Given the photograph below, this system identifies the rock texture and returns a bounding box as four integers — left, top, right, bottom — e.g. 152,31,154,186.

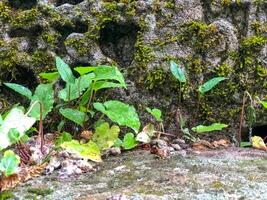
0,0,266,135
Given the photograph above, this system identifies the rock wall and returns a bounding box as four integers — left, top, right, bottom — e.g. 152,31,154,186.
0,0,266,135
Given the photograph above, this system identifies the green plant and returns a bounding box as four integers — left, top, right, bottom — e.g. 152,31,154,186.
94,100,140,133
192,123,228,133
170,60,186,104
0,150,20,177
238,91,266,146
146,107,164,137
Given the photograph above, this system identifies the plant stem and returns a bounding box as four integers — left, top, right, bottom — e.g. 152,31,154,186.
179,82,182,105
238,91,248,146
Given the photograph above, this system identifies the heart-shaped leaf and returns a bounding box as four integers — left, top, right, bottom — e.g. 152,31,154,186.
59,108,88,126
146,107,162,122
192,123,228,133
4,83,32,99
198,77,227,94
170,60,186,83
122,133,138,150
56,57,75,84
93,100,140,133
0,150,20,177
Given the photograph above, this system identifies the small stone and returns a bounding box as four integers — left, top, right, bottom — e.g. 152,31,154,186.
171,143,182,151
109,147,121,156
151,139,168,148
106,194,128,200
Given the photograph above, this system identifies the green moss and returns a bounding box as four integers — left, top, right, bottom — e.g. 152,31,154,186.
31,50,54,70
0,2,12,21
134,33,155,70
0,191,15,200
221,0,231,6
27,187,53,196
145,68,167,90
165,1,175,9
64,37,89,57
178,21,223,55
241,35,267,54
11,8,40,28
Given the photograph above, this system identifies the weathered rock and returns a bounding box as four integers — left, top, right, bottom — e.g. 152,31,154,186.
0,0,266,135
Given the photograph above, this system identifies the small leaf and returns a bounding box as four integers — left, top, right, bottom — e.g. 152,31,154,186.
7,128,20,144
114,138,123,148
39,72,60,83
259,100,267,109
61,140,102,162
192,123,228,133
58,73,94,101
55,132,72,147
146,107,162,122
92,81,125,91
247,106,256,127
198,77,227,94
240,142,251,147
59,108,88,126
0,150,20,177
4,83,32,99
74,66,97,76
252,136,267,151
29,84,54,120
122,133,138,150
93,100,140,133
0,107,36,150
56,57,75,84
92,122,120,150
170,61,186,83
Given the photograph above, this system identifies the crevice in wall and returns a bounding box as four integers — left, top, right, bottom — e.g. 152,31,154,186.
99,21,140,67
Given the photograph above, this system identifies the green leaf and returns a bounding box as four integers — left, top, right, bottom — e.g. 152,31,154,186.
170,61,186,83
75,66,126,88
92,81,125,91
74,66,97,76
92,122,120,150
39,72,60,83
146,107,162,122
247,105,256,127
198,77,227,94
114,138,123,148
61,140,102,162
59,108,88,126
4,83,32,99
0,107,36,150
58,73,95,101
240,142,251,147
93,100,140,133
8,128,20,144
122,133,138,150
192,123,228,133
29,84,54,120
0,150,20,177
55,132,72,147
56,57,75,84
260,100,267,109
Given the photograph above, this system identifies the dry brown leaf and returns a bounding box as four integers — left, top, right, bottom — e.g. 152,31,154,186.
0,163,47,192
81,130,93,140
192,139,230,151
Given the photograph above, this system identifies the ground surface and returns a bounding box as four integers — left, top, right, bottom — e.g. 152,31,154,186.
10,148,267,200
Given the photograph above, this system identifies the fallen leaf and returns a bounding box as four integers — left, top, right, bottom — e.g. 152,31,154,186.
252,136,267,151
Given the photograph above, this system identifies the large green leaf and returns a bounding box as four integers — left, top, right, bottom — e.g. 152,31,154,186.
170,60,186,83
39,72,60,83
93,100,140,133
92,122,120,150
56,57,75,84
4,83,32,99
0,107,36,150
58,73,95,101
54,132,72,147
0,150,20,177
92,81,126,91
198,77,227,94
122,132,138,150
61,140,102,162
146,107,162,122
75,66,126,88
192,123,228,133
260,100,267,109
59,108,88,126
29,84,54,120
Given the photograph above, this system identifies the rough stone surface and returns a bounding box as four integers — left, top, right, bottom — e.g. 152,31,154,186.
9,149,267,200
0,0,266,135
